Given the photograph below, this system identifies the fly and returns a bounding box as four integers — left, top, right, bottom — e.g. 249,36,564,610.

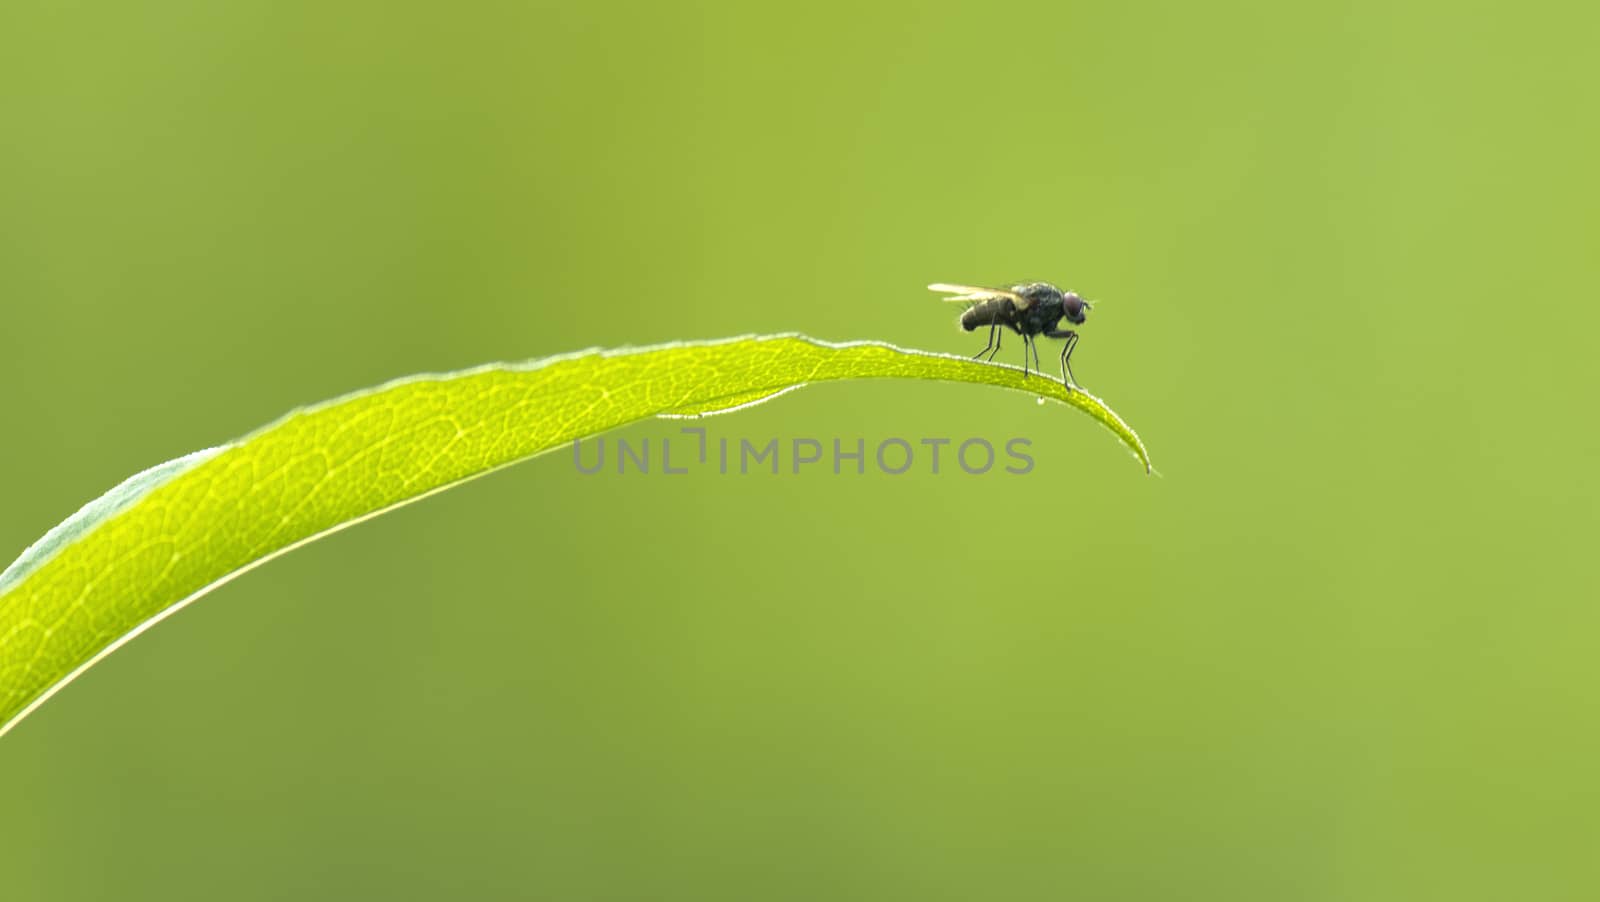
929,282,1092,388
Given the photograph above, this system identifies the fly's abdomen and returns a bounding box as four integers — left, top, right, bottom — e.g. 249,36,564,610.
960,300,1011,332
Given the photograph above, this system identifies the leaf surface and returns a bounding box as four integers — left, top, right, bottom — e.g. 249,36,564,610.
0,335,1150,735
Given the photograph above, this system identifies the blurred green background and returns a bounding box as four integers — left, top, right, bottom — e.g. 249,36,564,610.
3,0,1598,899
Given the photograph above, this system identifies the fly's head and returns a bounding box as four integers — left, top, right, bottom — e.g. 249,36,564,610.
1062,292,1090,326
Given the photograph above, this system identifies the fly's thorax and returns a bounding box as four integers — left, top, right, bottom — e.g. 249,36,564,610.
1010,281,1064,303
1018,301,1068,336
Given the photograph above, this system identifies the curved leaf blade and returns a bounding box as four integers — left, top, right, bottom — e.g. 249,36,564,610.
0,335,1150,735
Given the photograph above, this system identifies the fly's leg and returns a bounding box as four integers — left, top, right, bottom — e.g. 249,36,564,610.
973,321,1003,362
985,325,1003,362
1045,329,1079,389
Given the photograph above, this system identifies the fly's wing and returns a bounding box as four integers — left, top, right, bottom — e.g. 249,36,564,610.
927,283,1033,310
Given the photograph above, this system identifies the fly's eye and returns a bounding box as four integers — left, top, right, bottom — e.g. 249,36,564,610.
1063,292,1085,321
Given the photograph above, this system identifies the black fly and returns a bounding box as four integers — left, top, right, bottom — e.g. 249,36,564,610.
929,282,1092,388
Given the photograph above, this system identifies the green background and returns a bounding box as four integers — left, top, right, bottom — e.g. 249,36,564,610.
3,1,1597,899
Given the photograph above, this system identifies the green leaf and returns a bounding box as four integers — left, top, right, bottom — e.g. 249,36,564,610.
0,335,1150,735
